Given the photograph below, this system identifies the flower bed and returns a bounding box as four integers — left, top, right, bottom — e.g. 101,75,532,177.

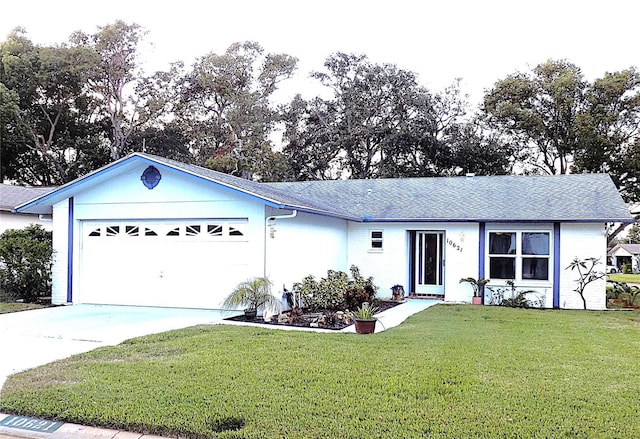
225,299,401,330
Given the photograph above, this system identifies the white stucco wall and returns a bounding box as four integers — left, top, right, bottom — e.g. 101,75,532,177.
51,201,70,304
264,209,348,297
51,162,268,306
347,222,479,301
559,223,607,310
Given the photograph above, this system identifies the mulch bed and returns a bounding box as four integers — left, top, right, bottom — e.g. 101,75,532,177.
225,300,403,330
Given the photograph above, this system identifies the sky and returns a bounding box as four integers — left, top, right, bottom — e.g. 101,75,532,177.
2,0,640,106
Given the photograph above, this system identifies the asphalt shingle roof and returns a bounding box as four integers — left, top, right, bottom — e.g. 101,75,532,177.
0,184,54,213
13,153,633,223
267,173,632,222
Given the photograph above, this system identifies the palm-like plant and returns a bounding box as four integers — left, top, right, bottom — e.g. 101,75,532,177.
222,277,280,313
459,277,489,297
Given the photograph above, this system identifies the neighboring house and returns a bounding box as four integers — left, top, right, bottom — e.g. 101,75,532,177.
0,184,54,234
14,153,632,310
608,244,640,273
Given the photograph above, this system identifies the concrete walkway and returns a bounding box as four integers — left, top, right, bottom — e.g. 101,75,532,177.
0,299,439,439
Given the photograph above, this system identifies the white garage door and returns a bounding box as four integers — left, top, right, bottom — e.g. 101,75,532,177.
80,219,249,309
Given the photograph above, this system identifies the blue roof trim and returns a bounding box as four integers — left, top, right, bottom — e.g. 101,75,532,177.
360,218,630,224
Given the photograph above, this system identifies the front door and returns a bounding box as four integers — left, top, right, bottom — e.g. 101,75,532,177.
411,231,445,295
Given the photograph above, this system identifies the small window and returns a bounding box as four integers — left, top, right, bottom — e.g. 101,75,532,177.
186,225,201,236
167,227,180,237
106,226,120,237
370,231,383,250
229,227,244,236
125,225,139,236
89,228,101,237
145,228,157,236
208,225,223,236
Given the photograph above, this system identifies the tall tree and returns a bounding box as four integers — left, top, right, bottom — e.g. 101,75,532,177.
0,28,108,185
176,41,297,181
283,54,508,180
71,21,175,161
483,59,586,175
573,68,640,201
281,95,344,180
289,52,444,180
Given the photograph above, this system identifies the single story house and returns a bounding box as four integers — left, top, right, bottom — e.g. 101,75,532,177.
14,153,632,310
0,184,54,233
608,243,640,273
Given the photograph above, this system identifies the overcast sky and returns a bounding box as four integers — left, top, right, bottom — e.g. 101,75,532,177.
2,0,639,106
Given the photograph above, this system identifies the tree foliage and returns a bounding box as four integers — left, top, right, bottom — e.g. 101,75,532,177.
484,59,586,175
176,41,297,181
0,224,53,302
0,28,108,184
282,54,512,180
484,59,640,201
71,20,177,161
3,25,640,206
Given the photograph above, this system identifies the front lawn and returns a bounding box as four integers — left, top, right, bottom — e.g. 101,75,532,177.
2,305,640,438
607,273,640,283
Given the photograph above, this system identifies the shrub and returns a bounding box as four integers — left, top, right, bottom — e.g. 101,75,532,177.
0,225,53,302
343,286,372,310
293,270,348,311
622,263,632,274
292,265,378,311
488,280,535,308
607,281,640,306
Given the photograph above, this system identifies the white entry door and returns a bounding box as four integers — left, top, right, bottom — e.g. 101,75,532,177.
413,231,445,295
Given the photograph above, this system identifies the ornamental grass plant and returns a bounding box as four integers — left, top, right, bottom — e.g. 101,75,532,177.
2,305,640,438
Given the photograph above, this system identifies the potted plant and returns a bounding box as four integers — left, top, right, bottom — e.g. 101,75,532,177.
460,277,489,305
222,277,280,320
352,302,379,334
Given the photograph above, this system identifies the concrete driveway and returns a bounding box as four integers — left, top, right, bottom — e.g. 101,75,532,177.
0,304,232,391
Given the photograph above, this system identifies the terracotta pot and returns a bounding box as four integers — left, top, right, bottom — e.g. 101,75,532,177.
354,318,377,334
244,309,257,320
472,296,482,305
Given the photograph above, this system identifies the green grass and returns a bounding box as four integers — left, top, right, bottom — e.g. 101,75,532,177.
0,302,45,314
607,273,640,283
2,305,640,438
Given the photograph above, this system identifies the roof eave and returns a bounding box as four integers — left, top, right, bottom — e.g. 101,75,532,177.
13,153,291,213
360,217,633,223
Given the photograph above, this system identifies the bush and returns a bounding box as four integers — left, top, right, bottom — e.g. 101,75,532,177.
0,225,53,302
293,270,348,311
623,263,633,274
488,280,535,308
292,265,378,312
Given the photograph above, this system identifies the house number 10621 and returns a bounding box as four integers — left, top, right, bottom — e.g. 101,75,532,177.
446,238,463,252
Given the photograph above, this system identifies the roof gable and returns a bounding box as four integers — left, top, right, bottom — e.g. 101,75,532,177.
609,243,640,256
14,153,633,223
